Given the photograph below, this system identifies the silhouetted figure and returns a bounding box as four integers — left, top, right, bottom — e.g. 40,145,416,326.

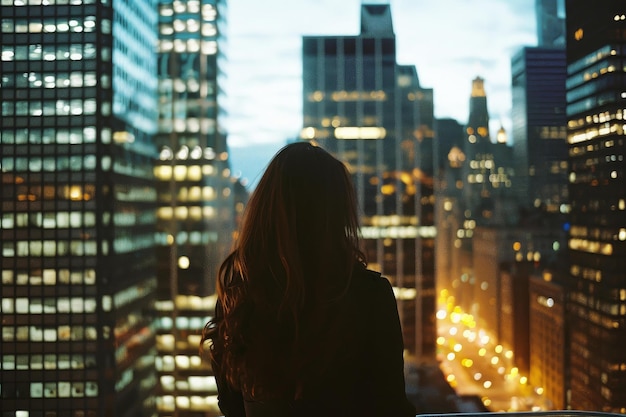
202,142,415,417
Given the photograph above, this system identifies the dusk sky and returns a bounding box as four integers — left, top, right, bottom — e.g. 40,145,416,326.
225,0,539,188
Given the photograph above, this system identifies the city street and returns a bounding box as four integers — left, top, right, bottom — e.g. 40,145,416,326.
436,302,547,412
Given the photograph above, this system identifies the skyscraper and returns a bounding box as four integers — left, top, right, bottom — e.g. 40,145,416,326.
565,1,626,411
536,0,565,48
1,0,160,416
152,1,232,415
511,47,568,215
301,3,436,361
511,0,568,217
433,118,466,296
462,77,514,226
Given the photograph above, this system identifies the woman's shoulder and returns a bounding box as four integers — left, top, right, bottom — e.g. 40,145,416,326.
352,266,394,296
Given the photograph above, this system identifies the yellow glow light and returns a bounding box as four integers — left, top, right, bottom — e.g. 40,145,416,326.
334,126,386,140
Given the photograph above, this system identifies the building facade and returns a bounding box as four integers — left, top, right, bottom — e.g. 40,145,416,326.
152,1,234,415
529,272,566,410
433,118,466,296
1,1,160,416
301,3,436,361
565,0,626,411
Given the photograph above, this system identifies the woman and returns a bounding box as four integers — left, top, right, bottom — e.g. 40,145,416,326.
202,142,415,417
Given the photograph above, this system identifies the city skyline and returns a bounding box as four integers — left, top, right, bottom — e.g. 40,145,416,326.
226,0,540,187
4,0,625,413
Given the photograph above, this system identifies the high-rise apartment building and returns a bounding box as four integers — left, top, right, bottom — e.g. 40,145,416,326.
152,1,232,416
565,1,626,411
1,1,160,416
301,3,436,361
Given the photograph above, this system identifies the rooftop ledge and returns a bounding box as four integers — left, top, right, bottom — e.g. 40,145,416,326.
419,412,626,417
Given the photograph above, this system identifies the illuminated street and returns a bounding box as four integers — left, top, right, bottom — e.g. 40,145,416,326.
436,289,549,412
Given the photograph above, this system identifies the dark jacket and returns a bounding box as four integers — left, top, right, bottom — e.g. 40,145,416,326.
211,266,416,417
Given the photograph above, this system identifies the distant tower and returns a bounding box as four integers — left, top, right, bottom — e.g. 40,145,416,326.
467,77,491,144
565,0,626,411
463,77,494,223
302,3,437,362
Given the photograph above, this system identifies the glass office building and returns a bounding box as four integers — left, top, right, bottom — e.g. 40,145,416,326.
511,47,568,214
565,0,626,411
1,0,160,416
301,4,436,360
153,1,232,416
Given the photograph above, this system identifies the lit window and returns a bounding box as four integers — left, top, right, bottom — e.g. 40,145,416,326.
189,206,202,220
175,206,188,219
175,355,190,369
2,270,14,284
188,165,202,180
58,326,71,341
43,269,56,285
2,299,14,313
72,382,84,397
201,40,217,55
176,396,190,409
16,298,28,314
160,316,173,330
203,206,215,218
58,382,71,398
44,382,57,398
3,327,15,341
173,165,187,180
30,382,43,398
202,23,216,37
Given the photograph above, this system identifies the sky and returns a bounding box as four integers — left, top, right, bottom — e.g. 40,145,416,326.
225,0,539,189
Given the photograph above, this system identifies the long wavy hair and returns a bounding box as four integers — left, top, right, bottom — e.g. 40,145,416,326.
201,142,366,398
